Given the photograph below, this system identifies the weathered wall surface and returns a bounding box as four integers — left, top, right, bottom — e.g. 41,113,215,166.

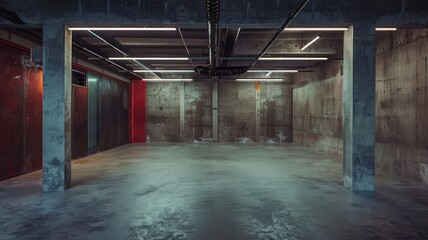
184,82,212,141
219,82,257,142
218,81,292,142
146,81,292,142
293,29,428,183
292,61,343,156
259,82,293,142
146,82,182,142
376,29,428,181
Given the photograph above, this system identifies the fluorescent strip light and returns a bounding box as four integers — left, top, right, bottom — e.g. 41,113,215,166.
109,57,189,61
265,72,273,77
134,70,194,73
301,35,320,51
236,78,283,82
283,27,397,32
69,27,176,31
259,57,328,61
88,30,128,56
87,78,97,82
375,27,397,31
143,79,193,82
248,70,298,73
284,28,347,31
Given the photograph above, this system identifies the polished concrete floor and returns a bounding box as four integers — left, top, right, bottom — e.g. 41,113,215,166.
1,143,428,240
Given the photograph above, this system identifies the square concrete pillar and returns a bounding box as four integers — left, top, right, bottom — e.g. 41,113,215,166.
42,24,72,191
343,23,376,191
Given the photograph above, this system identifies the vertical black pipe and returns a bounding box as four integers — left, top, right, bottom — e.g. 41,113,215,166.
206,0,220,68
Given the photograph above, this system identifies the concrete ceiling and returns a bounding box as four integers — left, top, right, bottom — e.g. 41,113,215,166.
72,28,344,80
1,0,427,80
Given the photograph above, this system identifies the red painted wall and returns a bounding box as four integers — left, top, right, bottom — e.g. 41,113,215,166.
129,81,146,143
0,42,43,180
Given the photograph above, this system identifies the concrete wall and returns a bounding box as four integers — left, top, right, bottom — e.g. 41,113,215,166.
219,81,292,142
376,29,428,182
292,61,343,156
146,81,292,142
292,29,428,183
146,82,182,142
184,82,212,141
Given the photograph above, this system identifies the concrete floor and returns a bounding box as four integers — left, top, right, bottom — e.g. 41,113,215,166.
1,143,428,240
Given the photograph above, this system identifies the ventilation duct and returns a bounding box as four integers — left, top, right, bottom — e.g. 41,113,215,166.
206,0,219,67
197,0,248,77
197,0,309,77
195,66,249,77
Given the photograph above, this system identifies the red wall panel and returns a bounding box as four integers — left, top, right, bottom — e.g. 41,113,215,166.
24,69,43,171
0,42,42,180
129,81,146,143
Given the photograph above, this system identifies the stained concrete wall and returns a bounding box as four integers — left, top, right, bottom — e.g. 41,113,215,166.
219,82,292,142
184,82,212,141
292,61,343,156
293,29,428,183
376,29,428,181
146,82,182,142
146,81,292,142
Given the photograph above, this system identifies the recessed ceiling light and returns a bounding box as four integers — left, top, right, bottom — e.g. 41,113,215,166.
143,79,193,82
301,35,321,51
247,70,298,73
109,57,189,61
236,78,283,82
259,57,328,61
69,27,177,31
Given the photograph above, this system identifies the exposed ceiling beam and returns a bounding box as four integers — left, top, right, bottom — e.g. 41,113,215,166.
85,30,161,79
220,28,240,67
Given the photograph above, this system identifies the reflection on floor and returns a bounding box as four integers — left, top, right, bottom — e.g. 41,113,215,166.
1,143,428,240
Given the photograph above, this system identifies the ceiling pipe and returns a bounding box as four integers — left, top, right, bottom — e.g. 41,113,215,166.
247,0,310,69
196,0,249,76
206,0,220,68
197,0,309,77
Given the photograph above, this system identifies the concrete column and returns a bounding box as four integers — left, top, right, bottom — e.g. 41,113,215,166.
42,24,72,191
255,81,261,142
212,79,218,142
343,22,376,191
180,82,185,140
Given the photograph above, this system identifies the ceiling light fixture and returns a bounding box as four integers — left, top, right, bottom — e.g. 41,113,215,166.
375,27,397,31
265,72,273,77
283,27,397,32
247,70,298,73
236,78,283,82
134,70,194,73
284,27,348,31
109,57,189,61
301,35,320,51
143,79,193,82
69,27,177,31
259,57,328,61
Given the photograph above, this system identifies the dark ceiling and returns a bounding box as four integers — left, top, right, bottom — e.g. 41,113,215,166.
72,27,344,80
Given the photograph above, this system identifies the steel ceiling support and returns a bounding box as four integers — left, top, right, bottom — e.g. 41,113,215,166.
178,28,194,68
72,42,143,80
86,30,161,79
247,0,310,69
